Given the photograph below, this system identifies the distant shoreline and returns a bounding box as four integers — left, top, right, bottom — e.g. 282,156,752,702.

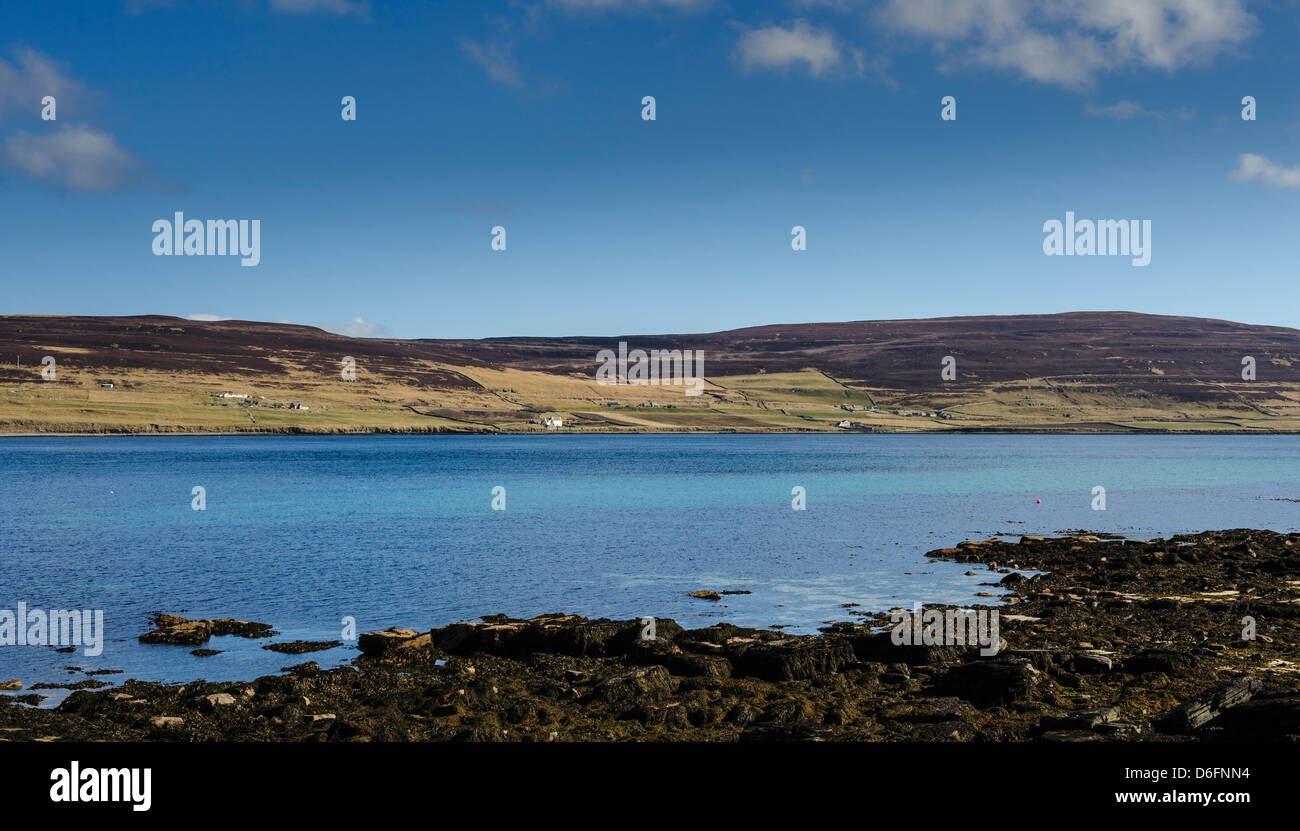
6,311,1300,436
2,427,1299,438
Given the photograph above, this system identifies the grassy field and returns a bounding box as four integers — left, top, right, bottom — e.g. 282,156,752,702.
6,359,1300,435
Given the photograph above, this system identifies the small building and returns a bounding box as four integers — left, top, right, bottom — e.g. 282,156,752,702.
99,382,114,389
836,419,852,428
543,416,563,428
289,401,310,411
217,392,248,399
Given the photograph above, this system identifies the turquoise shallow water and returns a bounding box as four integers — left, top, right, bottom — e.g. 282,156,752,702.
2,433,1299,699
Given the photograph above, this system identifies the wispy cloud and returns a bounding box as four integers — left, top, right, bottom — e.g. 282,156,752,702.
0,47,88,124
0,47,165,192
3,123,154,192
460,38,523,87
1084,100,1195,120
186,313,228,321
462,0,708,90
1230,153,1300,189
875,0,1256,89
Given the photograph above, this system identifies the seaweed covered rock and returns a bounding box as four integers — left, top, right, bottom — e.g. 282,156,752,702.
934,658,1041,707
731,637,857,682
139,613,275,645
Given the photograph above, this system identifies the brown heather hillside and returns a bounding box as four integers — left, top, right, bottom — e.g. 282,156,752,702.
2,311,1300,434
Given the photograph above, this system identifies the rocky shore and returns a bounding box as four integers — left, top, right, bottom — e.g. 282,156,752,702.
3,529,1299,742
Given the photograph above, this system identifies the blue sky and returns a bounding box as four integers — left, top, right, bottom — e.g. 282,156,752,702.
1,0,1298,339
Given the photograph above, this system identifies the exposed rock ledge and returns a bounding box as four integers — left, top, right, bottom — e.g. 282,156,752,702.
3,529,1298,741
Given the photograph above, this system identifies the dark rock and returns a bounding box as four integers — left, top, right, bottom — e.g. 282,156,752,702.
1161,676,1261,731
433,615,677,660
738,723,835,742
1040,729,1107,742
1071,653,1114,673
851,631,966,666
756,699,816,725
262,640,342,655
1122,648,1196,676
732,638,856,682
596,666,672,708
357,628,431,657
725,704,756,727
934,658,1040,707
1211,695,1300,739
912,720,969,740
664,653,732,680
139,614,274,645
1041,706,1120,730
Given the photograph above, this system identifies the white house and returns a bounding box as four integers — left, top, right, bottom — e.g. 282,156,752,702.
543,416,563,428
217,392,248,399
836,419,852,428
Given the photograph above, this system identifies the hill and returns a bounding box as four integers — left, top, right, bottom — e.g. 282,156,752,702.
2,311,1299,434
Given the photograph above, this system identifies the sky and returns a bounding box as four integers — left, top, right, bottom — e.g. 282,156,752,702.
1,0,1299,339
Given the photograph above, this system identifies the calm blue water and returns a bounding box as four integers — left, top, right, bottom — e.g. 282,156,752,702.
3,434,1299,702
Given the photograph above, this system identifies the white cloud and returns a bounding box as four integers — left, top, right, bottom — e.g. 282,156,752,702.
186,313,228,321
319,317,391,338
1230,153,1300,189
1085,100,1146,119
0,47,162,193
3,123,149,191
1084,100,1195,120
460,38,523,87
734,20,846,77
0,47,87,124
876,0,1256,88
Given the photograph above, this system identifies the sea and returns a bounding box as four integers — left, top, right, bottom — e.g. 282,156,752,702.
3,433,1298,703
